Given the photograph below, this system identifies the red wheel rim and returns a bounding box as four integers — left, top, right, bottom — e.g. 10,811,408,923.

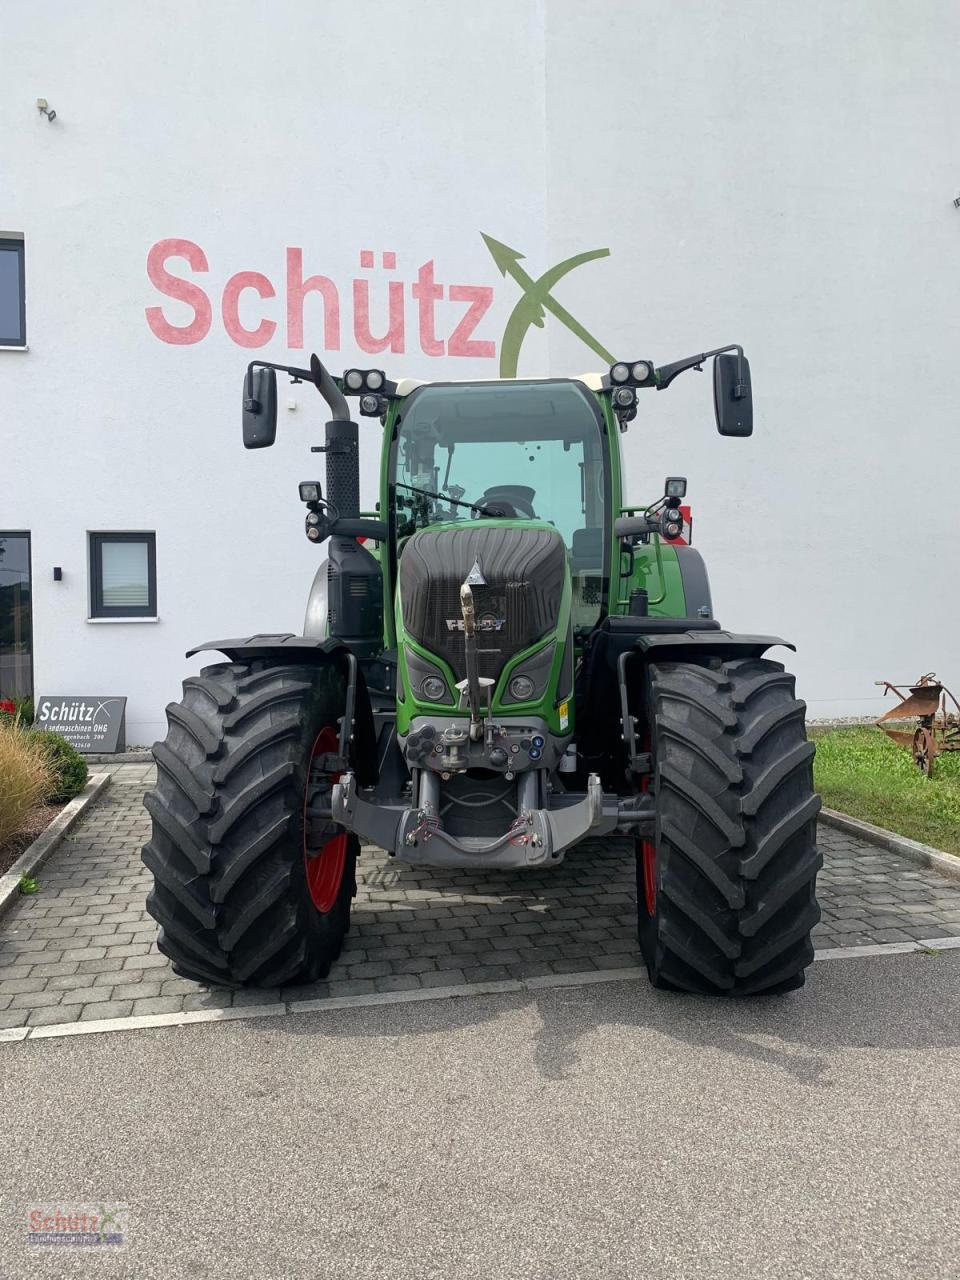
303,726,347,914
642,840,657,916
639,730,656,916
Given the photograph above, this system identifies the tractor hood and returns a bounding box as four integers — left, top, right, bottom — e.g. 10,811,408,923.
397,521,567,690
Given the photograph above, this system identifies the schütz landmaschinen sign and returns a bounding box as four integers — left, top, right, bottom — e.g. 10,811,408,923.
35,696,127,754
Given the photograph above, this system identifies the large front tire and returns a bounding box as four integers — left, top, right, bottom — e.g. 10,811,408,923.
638,657,822,996
142,660,357,987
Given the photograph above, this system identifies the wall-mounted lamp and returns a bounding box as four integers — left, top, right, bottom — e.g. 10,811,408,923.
53,567,63,581
36,98,57,122
954,195,960,209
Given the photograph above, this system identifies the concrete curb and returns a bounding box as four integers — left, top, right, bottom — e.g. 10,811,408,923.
820,808,960,884
84,751,153,764
0,773,111,921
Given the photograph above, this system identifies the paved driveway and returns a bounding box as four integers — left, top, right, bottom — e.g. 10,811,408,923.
2,763,960,1031
1,949,959,1279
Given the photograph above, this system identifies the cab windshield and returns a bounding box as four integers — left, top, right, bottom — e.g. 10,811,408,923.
392,379,608,628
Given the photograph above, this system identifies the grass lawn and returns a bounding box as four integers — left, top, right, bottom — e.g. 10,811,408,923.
810,726,960,855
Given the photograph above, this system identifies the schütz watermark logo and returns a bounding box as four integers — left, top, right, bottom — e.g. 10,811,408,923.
26,1204,128,1248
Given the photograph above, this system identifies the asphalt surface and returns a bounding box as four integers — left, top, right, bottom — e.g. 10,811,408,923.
2,950,959,1279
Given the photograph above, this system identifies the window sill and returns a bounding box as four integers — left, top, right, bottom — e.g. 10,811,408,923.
0,344,28,352
86,616,159,624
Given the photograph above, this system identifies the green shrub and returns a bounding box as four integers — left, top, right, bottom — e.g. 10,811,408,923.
30,731,89,802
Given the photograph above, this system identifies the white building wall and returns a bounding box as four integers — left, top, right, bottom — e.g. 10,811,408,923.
2,0,959,745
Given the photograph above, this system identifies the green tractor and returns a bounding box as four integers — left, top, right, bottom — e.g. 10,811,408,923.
142,344,821,996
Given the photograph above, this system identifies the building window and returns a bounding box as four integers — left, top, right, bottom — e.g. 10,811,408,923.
0,532,33,700
89,533,157,618
0,237,26,347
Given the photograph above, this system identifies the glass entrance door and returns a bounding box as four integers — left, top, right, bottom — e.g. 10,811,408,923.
0,533,33,702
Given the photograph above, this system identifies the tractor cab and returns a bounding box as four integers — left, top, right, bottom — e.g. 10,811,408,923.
389,377,610,635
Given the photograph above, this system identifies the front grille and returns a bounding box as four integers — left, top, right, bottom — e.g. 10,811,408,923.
399,525,566,685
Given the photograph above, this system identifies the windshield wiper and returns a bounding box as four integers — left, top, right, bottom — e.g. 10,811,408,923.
394,482,482,515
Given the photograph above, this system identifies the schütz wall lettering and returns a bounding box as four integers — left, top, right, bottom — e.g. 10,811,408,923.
145,241,497,358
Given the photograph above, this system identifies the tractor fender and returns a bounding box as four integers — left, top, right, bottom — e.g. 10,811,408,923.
303,560,329,639
674,545,714,619
631,630,796,663
184,633,378,785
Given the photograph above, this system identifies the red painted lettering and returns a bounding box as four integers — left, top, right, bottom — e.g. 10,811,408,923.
353,253,405,354
412,260,444,357
447,285,495,358
221,271,276,348
145,239,212,345
286,248,340,350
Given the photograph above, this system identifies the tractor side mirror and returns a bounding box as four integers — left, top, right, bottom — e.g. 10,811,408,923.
242,366,278,449
713,352,753,437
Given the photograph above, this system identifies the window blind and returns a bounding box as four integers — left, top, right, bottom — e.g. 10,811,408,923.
100,539,150,608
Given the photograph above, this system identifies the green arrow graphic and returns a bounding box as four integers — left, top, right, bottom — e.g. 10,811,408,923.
481,233,616,378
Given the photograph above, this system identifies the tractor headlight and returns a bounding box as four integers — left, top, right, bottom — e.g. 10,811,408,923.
509,675,536,701
632,361,652,383
665,507,681,523
299,481,322,503
610,363,631,384
344,369,364,391
612,386,637,409
420,676,447,702
365,369,384,391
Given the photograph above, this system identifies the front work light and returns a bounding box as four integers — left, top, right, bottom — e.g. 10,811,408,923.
343,368,386,394
664,476,687,499
609,360,655,388
299,481,322,503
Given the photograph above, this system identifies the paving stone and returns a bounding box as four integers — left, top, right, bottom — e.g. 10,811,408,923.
390,957,438,975
232,989,284,1006
347,961,396,980
109,982,163,1003
11,989,66,1010
79,1000,134,1021
30,962,80,977
0,977,46,996
29,1004,84,1027
326,979,377,997
462,965,513,983
130,996,185,1016
182,992,234,1012
373,974,423,993
61,946,108,963
121,952,167,971
419,969,466,988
